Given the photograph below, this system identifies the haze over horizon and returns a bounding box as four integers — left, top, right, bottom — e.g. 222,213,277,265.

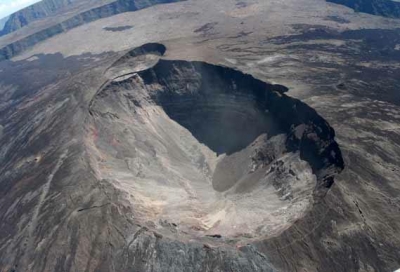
0,0,41,20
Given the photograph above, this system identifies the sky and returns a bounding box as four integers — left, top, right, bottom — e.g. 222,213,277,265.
0,0,41,20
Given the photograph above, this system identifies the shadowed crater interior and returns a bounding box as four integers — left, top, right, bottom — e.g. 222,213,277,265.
88,43,344,242
148,61,282,155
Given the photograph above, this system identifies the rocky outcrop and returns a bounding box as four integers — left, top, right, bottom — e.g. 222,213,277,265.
0,0,184,61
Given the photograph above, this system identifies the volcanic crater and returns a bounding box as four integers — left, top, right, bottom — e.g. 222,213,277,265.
87,43,344,243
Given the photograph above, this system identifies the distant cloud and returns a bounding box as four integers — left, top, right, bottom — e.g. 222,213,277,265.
0,0,42,19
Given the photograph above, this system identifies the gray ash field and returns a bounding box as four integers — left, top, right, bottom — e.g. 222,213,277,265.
0,0,399,271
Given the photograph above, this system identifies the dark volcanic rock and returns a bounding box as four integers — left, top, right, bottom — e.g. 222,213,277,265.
327,0,400,18
103,25,133,31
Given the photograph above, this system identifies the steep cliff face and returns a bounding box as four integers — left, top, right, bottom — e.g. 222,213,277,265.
1,0,77,35
139,59,344,185
0,16,9,31
0,0,184,61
